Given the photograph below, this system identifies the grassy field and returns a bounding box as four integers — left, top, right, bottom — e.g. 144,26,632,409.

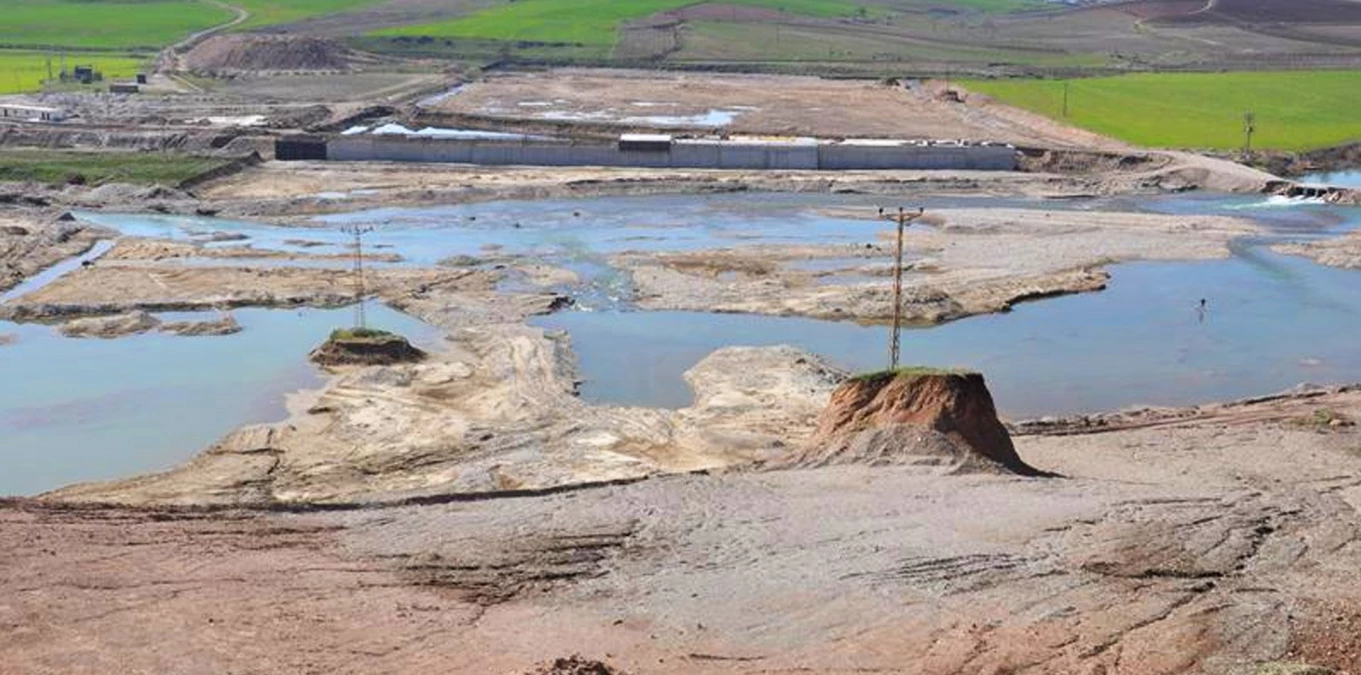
0,150,229,186
375,0,884,45
0,0,391,94
0,0,385,50
0,51,146,95
964,71,1361,151
1,0,232,50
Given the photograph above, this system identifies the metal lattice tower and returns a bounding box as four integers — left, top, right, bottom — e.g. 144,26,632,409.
881,207,925,371
340,225,374,329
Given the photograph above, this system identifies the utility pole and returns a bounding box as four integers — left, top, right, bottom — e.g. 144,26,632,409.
1062,81,1070,118
341,225,374,329
1242,111,1256,156
881,206,925,371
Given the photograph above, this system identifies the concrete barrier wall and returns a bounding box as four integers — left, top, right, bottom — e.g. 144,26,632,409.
819,144,1017,171
326,136,1017,171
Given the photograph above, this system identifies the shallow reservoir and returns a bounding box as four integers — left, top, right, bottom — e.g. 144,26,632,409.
0,305,440,496
4,191,1361,495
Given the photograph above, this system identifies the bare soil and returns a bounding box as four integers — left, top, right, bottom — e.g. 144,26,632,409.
430,69,1125,147
8,385,1361,673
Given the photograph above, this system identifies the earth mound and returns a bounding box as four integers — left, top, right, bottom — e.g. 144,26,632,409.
183,34,355,75
794,368,1044,476
309,328,426,367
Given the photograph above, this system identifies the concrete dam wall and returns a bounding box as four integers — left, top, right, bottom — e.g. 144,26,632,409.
322,136,1018,171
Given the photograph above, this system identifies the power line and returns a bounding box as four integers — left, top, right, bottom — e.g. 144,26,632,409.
880,206,925,371
340,225,374,329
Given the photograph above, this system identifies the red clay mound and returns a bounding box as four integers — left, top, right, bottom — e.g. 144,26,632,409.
184,34,355,75
795,369,1045,476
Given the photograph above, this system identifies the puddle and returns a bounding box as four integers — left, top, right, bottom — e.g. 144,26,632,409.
0,304,442,496
535,107,750,127
620,108,749,127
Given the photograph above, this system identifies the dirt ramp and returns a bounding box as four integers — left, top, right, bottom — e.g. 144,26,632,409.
183,34,356,75
795,369,1044,476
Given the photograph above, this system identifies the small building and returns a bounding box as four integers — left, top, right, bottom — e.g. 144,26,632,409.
0,104,68,122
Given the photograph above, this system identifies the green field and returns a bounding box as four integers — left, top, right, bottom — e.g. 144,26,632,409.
0,0,385,51
965,71,1361,151
1,0,232,50
0,51,146,95
374,0,879,46
0,150,229,186
0,0,392,94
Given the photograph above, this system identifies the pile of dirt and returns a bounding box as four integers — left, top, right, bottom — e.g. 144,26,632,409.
524,656,627,675
309,331,426,367
183,34,355,75
793,368,1044,476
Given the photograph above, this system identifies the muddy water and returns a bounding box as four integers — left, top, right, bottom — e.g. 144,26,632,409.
526,194,1361,416
6,191,1361,495
0,305,440,496
536,246,1361,416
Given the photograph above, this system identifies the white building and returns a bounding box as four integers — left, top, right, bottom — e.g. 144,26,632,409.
0,104,68,122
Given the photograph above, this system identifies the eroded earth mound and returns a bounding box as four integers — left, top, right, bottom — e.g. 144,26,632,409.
309,331,426,367
795,368,1044,476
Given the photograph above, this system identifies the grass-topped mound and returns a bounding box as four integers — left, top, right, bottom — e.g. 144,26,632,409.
310,327,426,367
